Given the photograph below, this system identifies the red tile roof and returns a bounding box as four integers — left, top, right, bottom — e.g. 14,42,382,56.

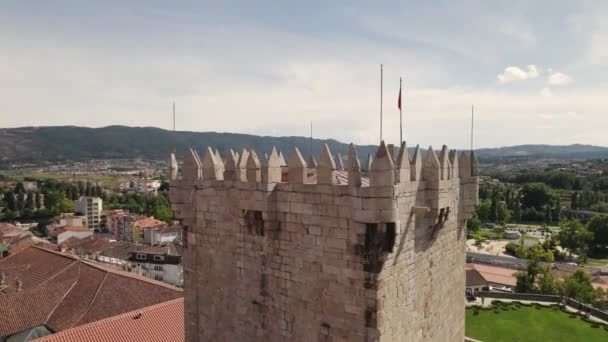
0,246,182,337
35,298,184,342
49,226,90,237
466,263,517,287
133,217,166,229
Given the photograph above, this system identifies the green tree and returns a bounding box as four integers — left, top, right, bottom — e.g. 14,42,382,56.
557,219,593,256
476,199,492,222
515,256,541,293
489,192,499,222
538,265,558,294
467,212,481,232
25,191,35,210
521,183,554,210
496,201,511,224
587,214,608,249
559,270,595,303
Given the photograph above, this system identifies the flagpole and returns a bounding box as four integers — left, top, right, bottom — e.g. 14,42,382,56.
399,77,403,145
470,105,474,152
310,121,313,158
380,64,383,143
172,101,176,154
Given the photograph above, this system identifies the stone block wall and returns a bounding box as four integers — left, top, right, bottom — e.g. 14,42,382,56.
169,141,479,342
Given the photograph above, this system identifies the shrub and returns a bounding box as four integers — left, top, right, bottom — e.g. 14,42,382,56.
493,309,499,314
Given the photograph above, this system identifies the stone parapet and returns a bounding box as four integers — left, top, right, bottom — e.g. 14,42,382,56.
170,141,479,342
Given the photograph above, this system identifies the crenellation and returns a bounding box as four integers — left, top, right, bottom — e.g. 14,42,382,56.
287,147,308,184
246,150,262,183
318,143,338,185
410,145,422,181
170,139,479,342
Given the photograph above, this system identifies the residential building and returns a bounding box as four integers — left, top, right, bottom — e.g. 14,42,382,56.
0,246,182,341
103,209,138,241
143,224,181,245
49,226,93,245
131,216,165,243
59,235,124,260
36,298,184,342
128,243,183,286
466,269,488,296
74,196,103,230
97,243,133,266
466,263,518,292
57,213,86,227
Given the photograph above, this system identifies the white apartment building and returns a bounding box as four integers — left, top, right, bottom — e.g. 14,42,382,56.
74,196,103,230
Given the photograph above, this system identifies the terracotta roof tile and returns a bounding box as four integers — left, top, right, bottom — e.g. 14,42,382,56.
0,279,76,336
35,298,184,342
467,263,517,287
0,246,183,337
133,217,166,229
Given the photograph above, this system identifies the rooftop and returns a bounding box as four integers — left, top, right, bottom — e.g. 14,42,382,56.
466,263,518,287
133,217,166,229
49,226,90,238
36,298,184,342
0,246,182,338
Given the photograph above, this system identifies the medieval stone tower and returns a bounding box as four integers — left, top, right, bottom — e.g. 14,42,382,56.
169,141,479,342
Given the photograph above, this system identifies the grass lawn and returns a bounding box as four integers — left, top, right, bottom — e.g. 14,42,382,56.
466,304,608,342
586,257,608,267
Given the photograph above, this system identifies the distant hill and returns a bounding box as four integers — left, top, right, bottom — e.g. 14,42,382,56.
0,126,607,165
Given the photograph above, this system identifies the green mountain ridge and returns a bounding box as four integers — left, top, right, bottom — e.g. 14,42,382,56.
0,126,607,164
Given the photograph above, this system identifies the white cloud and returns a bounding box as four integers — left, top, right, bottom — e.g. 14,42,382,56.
540,87,553,97
497,65,540,84
548,72,572,85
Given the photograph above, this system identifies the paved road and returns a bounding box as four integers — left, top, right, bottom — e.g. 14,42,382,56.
466,252,528,270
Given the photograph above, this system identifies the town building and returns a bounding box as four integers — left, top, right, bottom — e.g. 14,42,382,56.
170,142,479,341
74,196,103,230
0,246,182,341
131,216,165,243
101,209,138,239
49,226,93,245
466,263,518,292
127,243,183,286
143,223,181,245
466,268,488,296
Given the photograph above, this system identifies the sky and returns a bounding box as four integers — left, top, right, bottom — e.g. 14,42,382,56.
1,0,608,148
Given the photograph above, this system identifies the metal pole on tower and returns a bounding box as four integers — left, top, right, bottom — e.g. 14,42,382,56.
310,121,313,158
172,101,176,154
380,64,383,143
399,77,403,145
470,105,474,152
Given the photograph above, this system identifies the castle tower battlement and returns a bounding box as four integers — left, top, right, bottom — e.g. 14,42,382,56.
170,141,479,342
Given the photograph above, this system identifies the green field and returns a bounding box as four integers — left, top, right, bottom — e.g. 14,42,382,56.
466,303,608,342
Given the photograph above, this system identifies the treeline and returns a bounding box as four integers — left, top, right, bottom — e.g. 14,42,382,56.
468,181,562,230
515,255,607,310
493,170,608,191
105,192,173,223
1,179,173,224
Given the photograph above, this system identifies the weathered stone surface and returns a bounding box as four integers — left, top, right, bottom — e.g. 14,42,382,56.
395,141,410,184
318,143,337,185
170,139,479,342
246,150,262,183
288,147,308,184
370,141,395,187
347,143,362,188
410,145,422,181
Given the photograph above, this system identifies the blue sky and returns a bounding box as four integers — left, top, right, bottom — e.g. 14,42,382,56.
2,1,607,148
